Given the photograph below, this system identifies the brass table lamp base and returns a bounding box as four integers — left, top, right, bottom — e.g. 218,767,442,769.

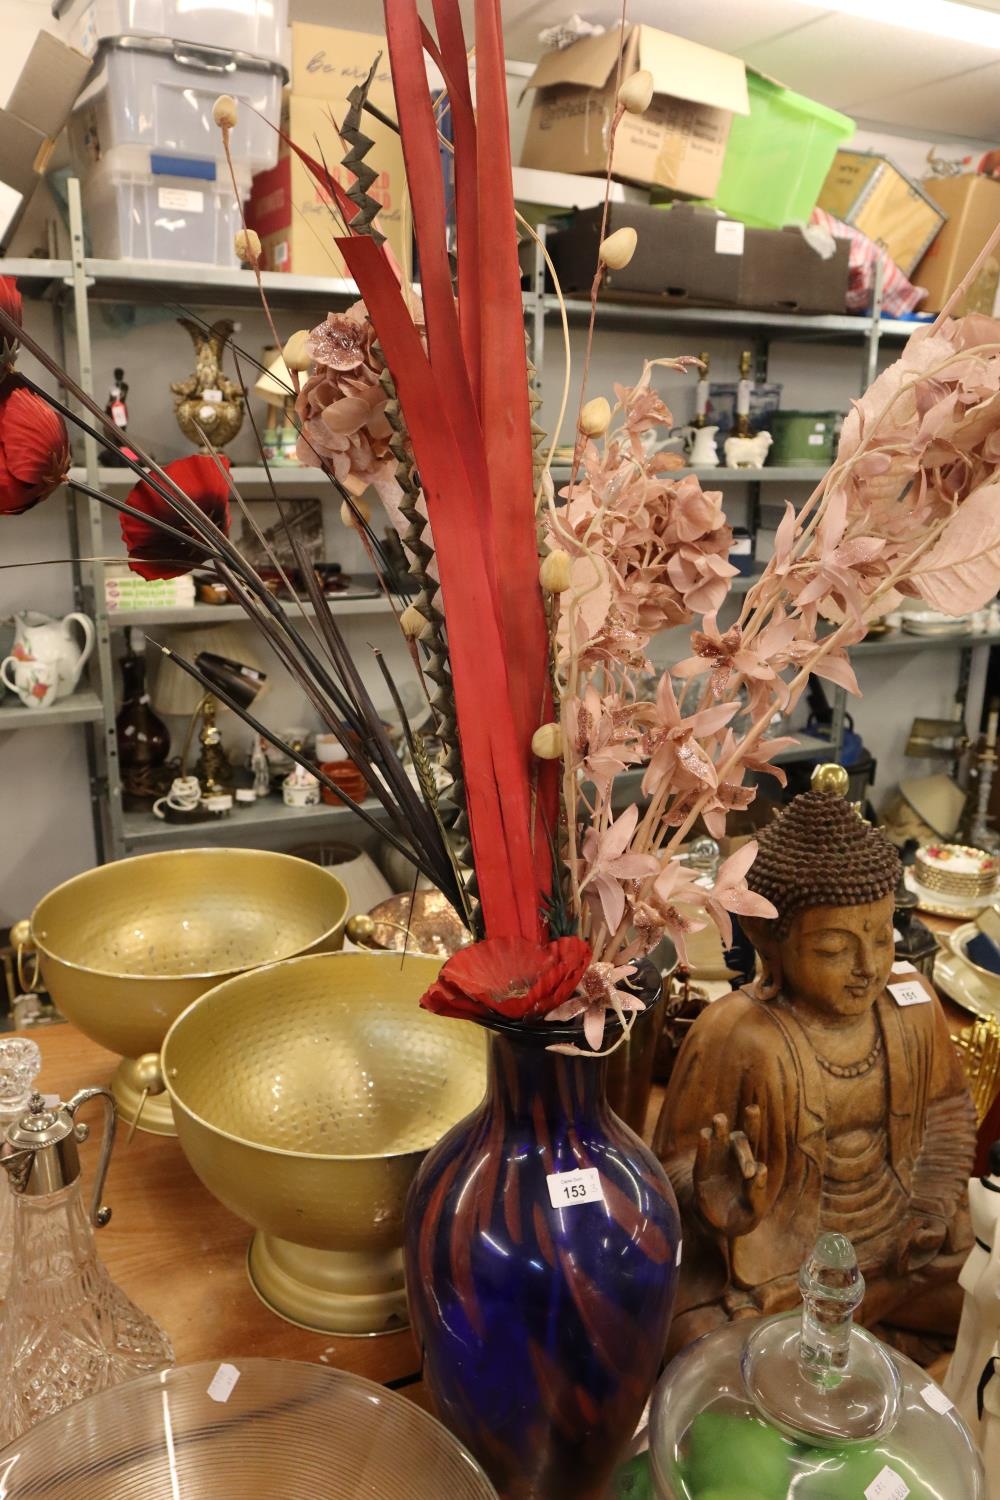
112,1057,176,1138
247,1236,408,1337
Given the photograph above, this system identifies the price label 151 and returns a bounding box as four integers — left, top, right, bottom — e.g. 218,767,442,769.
546,1167,605,1209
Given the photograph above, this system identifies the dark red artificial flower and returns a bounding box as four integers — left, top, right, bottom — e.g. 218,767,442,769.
121,454,232,580
0,276,22,377
0,381,70,515
420,935,592,1024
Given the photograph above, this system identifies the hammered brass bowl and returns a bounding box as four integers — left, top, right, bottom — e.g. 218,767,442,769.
162,950,487,1336
24,850,348,1136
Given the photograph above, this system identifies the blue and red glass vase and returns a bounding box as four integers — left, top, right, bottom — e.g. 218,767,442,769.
404,992,680,1500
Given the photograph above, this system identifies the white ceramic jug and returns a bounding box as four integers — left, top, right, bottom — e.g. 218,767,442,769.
4,611,95,699
658,426,720,468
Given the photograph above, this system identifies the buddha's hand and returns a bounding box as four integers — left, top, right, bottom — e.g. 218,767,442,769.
694,1109,769,1239
895,1214,948,1274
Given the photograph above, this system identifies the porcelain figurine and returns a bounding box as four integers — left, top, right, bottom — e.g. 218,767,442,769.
945,1142,1000,1434
654,781,976,1356
724,430,773,468
0,610,95,702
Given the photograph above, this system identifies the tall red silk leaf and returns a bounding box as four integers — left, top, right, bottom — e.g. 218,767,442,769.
339,233,542,940
382,0,487,517
424,5,482,414
473,0,559,884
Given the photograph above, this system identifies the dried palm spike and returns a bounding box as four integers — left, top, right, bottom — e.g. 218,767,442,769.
531,723,563,760
580,396,611,437
618,70,654,115
540,548,572,593
599,227,638,270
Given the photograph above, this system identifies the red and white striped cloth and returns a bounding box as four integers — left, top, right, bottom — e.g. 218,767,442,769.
810,207,928,317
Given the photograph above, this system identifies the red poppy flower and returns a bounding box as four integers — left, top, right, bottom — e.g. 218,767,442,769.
420,935,592,1024
0,276,22,377
0,381,70,515
121,454,232,580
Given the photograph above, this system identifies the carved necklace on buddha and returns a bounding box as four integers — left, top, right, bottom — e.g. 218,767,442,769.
814,1029,884,1079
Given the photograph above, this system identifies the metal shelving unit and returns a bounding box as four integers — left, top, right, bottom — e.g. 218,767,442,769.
5,198,988,862
0,690,104,730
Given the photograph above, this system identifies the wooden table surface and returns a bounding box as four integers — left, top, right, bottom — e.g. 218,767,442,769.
18,917,974,1397
26,1025,424,1389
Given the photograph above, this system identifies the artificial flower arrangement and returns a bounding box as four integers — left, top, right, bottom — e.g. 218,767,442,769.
3,0,1000,1062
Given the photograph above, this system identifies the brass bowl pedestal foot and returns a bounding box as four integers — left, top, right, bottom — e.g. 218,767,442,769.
247,1234,409,1336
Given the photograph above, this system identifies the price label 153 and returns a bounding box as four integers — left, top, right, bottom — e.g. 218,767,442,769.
546,1167,605,1209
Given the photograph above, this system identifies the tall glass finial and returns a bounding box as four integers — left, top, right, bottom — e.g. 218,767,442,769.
798,1232,865,1385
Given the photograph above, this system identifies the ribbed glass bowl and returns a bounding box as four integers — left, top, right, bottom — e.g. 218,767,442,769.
0,1359,499,1499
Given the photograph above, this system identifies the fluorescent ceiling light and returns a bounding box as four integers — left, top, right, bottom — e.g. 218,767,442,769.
791,0,1000,49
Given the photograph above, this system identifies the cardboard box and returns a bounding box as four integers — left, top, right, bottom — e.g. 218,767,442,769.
291,21,393,101
547,203,849,315
519,24,749,199
0,31,91,247
817,150,947,276
912,174,1000,314
246,50,406,278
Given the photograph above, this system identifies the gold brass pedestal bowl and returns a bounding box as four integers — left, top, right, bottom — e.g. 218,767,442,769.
23,849,349,1136
162,950,487,1336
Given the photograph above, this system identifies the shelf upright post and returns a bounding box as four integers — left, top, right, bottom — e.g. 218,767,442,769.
528,224,546,401
65,177,124,862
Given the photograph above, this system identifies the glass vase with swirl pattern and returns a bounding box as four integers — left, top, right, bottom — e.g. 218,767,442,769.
403,992,680,1500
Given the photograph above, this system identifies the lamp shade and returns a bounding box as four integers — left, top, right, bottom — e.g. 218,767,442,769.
255,348,294,407
149,625,265,716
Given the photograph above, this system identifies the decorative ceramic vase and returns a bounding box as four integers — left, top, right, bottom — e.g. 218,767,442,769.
404,1004,681,1500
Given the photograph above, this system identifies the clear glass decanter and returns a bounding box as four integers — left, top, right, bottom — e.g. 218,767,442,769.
0,1037,41,1299
0,1088,173,1444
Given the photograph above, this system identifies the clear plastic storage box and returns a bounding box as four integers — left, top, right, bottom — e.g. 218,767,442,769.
69,37,285,175
82,146,251,264
53,0,288,60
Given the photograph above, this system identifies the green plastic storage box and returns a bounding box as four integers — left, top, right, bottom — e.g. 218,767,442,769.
713,71,854,228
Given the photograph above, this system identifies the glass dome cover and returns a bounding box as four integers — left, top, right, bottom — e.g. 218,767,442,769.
650,1233,986,1500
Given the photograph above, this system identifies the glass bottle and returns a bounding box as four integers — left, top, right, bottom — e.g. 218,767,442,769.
115,631,170,807
0,1037,41,1298
0,1089,173,1445
733,348,754,437
693,351,710,428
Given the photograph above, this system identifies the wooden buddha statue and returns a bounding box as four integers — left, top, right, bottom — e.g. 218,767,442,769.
654,777,977,1356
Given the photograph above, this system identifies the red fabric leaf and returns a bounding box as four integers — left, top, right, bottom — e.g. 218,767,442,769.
420,935,592,1022
424,7,481,410
0,382,70,514
0,276,22,376
337,232,540,939
121,454,231,580
0,277,21,328
473,0,559,887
